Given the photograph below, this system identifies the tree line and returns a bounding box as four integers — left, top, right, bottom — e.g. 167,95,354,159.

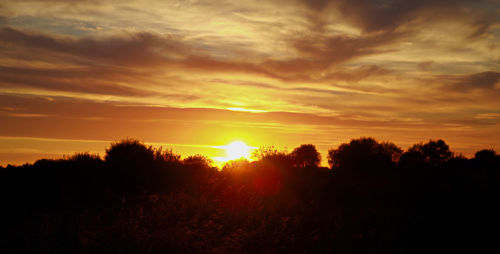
0,137,499,253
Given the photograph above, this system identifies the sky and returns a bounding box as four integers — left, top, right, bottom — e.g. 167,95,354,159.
1,0,500,166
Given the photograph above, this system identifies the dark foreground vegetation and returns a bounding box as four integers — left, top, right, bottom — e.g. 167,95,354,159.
1,138,499,253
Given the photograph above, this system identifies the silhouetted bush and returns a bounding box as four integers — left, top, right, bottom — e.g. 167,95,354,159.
154,147,181,163
327,137,402,175
474,149,496,163
252,146,292,169
400,139,452,168
1,137,499,253
105,139,156,194
290,144,321,168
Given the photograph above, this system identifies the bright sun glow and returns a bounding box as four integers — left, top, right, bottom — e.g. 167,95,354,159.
224,141,253,160
214,141,256,163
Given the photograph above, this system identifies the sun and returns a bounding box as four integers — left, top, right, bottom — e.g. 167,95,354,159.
217,141,256,161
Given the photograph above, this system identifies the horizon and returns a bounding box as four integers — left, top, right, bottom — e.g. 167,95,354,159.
0,136,491,168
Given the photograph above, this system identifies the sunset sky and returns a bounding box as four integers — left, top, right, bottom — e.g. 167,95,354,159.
1,0,500,166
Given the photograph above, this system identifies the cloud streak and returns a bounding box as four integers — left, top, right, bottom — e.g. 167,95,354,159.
0,0,499,164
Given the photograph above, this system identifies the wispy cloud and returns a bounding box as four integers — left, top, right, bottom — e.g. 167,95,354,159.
0,0,500,164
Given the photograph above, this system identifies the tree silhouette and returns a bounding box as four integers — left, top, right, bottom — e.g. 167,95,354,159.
222,158,251,173
327,137,402,175
290,144,321,168
59,153,104,203
181,154,217,193
154,147,181,163
105,139,155,193
105,139,155,167
2,137,499,253
474,149,496,162
472,149,498,179
183,154,213,166
251,145,292,168
400,139,452,167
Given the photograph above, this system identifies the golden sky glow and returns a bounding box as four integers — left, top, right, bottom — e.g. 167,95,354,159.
1,0,500,166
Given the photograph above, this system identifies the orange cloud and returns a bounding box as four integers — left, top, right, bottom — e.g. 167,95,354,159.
0,0,499,165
